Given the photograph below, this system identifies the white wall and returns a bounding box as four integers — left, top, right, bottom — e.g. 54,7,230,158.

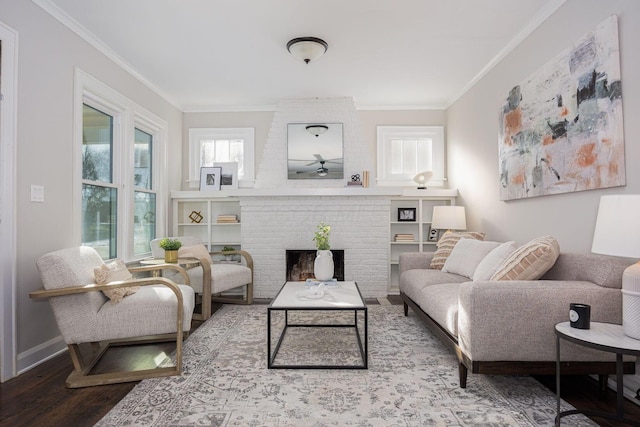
0,1,183,374
447,0,640,252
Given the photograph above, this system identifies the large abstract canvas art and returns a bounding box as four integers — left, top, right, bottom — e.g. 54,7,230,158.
498,15,625,201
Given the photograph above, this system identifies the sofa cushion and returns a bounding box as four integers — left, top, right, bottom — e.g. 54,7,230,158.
429,231,486,270
94,259,139,304
414,283,462,337
442,239,501,279
473,241,518,281
490,236,560,281
400,268,468,304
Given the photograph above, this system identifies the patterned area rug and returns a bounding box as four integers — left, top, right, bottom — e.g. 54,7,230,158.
96,305,594,426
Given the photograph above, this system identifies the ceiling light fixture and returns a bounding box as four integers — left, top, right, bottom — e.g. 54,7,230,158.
305,124,329,137
287,37,328,64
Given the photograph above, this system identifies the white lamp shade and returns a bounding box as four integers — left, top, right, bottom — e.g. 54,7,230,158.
591,195,640,258
431,205,466,231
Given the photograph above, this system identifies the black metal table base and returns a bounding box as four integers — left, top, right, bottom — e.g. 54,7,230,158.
267,308,368,369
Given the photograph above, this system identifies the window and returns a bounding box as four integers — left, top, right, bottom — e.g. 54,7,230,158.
75,69,166,261
376,126,445,187
188,128,255,188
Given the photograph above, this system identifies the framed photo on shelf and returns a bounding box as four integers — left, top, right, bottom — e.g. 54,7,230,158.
428,226,439,241
214,162,239,190
398,207,417,222
199,166,222,191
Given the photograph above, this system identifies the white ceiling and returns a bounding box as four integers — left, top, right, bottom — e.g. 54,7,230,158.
37,0,565,111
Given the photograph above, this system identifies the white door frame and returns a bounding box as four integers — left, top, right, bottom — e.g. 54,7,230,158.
0,20,18,382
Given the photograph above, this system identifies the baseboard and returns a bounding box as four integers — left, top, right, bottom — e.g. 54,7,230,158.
17,335,67,375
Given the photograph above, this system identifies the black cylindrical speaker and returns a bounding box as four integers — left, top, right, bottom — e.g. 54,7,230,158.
569,303,591,329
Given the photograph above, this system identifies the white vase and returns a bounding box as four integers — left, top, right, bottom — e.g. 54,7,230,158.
314,250,334,281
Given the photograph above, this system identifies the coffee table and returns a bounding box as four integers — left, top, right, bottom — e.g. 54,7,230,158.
267,281,368,369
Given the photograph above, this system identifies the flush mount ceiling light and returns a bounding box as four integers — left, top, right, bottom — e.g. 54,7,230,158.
305,124,329,137
287,37,328,64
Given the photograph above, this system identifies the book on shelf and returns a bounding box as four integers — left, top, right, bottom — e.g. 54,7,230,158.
217,214,239,223
347,181,363,186
394,233,415,242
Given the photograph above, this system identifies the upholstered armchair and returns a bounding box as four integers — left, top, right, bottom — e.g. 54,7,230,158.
150,236,253,320
30,246,195,388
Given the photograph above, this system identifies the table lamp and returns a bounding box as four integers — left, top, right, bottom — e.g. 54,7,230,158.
591,195,640,339
431,205,467,232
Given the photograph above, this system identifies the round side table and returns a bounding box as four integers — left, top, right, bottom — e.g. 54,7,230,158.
555,321,640,426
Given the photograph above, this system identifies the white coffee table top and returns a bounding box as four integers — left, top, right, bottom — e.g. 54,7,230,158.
555,321,640,355
270,281,366,309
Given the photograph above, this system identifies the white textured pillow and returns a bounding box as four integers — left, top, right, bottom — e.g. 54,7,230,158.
94,259,138,303
442,239,501,279
473,241,518,281
490,236,560,281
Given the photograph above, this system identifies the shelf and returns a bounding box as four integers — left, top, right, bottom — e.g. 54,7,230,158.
171,188,459,199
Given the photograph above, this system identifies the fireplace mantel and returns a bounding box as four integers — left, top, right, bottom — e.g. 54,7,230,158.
171,188,458,199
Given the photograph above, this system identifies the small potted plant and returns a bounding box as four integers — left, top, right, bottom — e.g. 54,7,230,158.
159,238,182,263
221,246,237,262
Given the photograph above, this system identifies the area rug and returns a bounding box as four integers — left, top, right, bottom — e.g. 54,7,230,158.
96,305,594,426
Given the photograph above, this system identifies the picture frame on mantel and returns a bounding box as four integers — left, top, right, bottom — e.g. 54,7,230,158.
199,166,222,191
214,162,239,190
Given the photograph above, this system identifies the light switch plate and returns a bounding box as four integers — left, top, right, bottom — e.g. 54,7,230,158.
31,185,44,203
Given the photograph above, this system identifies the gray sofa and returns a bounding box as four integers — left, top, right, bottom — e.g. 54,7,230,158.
399,251,636,388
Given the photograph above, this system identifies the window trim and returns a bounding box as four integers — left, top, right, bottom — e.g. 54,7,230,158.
376,125,445,187
188,127,255,189
74,68,167,261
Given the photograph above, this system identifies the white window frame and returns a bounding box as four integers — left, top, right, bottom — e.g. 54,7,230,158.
73,69,167,261
376,126,445,187
188,127,255,189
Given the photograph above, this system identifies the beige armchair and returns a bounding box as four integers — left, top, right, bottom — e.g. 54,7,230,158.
150,237,253,320
30,246,195,388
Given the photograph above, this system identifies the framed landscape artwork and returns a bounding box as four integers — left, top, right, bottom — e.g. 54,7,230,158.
214,162,239,190
498,15,625,201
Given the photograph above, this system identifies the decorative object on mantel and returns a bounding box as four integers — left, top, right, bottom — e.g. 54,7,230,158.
199,166,222,191
431,205,466,235
591,194,640,339
498,15,624,201
347,174,363,187
312,222,334,281
413,170,433,190
362,170,370,188
189,211,203,223
286,37,328,64
158,238,182,263
214,162,239,190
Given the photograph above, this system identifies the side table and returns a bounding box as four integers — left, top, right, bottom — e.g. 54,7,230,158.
555,321,640,426
139,257,200,277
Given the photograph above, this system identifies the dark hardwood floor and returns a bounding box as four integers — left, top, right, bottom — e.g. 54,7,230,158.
1,298,639,426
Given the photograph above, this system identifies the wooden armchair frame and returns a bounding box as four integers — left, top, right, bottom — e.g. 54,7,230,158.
29,264,191,388
192,249,254,320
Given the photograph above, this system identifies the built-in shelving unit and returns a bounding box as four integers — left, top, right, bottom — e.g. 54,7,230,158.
388,193,457,293
172,196,241,252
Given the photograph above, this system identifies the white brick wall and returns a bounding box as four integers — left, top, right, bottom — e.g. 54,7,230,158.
241,196,390,298
243,97,387,298
255,97,373,189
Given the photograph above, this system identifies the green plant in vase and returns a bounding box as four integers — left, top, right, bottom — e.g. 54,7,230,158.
159,238,182,263
222,246,237,262
313,222,331,250
312,222,334,281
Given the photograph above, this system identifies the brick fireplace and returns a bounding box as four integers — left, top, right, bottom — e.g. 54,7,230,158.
240,196,389,298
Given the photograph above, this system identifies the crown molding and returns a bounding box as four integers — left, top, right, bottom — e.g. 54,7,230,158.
445,0,567,108
32,0,183,111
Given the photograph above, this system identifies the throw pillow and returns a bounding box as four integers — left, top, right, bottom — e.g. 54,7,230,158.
442,239,501,279
490,236,560,281
472,241,518,281
429,231,486,270
94,259,138,303
178,244,212,263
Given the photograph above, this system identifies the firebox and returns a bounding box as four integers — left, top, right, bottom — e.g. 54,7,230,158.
285,250,345,282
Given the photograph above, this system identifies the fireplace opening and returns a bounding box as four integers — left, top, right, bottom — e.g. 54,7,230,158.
286,250,345,281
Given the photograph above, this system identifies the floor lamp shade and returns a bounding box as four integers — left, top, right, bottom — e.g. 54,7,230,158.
431,206,466,231
591,195,640,339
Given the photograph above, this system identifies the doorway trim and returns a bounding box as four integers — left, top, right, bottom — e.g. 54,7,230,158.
0,20,18,382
